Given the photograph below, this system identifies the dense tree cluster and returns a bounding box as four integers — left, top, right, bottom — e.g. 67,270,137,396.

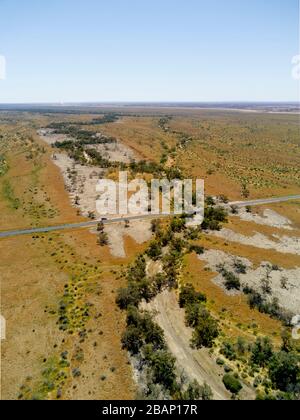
179,284,207,308
84,148,120,168
158,116,172,132
117,256,179,395
218,333,300,400
52,129,119,168
51,124,116,145
202,205,228,231
182,380,213,400
129,159,163,176
116,255,155,309
122,306,166,354
146,241,162,261
179,284,219,349
48,113,119,130
115,228,215,399
191,309,219,349
268,351,300,395
250,337,273,367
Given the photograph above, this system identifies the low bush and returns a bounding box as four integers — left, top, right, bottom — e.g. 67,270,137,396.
222,374,243,395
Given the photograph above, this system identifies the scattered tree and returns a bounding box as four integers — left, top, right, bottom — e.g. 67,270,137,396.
179,284,206,308
251,337,273,367
146,241,162,261
268,351,300,392
191,309,219,349
97,232,108,246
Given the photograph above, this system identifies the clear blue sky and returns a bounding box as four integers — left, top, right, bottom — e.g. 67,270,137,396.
0,0,299,103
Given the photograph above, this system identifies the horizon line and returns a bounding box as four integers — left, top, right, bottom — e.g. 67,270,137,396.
0,100,299,106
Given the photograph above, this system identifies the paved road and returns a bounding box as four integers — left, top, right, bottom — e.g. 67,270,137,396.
228,194,300,207
0,194,299,239
0,213,170,239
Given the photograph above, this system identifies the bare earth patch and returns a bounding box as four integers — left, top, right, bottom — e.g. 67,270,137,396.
234,208,293,230
141,290,255,400
211,228,300,255
52,152,104,217
99,220,152,258
85,141,136,164
146,260,163,277
38,129,70,145
198,249,300,314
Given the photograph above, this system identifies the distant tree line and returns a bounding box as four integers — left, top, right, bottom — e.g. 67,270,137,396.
47,113,119,128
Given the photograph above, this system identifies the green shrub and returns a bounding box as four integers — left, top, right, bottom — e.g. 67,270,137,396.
189,244,205,255
222,374,243,394
251,337,273,367
191,310,219,349
179,284,207,308
121,325,143,355
183,380,213,400
234,260,247,274
185,304,204,328
116,285,141,309
205,196,215,206
170,217,186,233
220,341,237,361
202,206,227,231
217,265,240,290
146,241,162,261
144,348,178,392
268,351,300,392
97,232,109,246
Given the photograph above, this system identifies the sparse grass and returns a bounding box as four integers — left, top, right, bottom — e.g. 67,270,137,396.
1,109,299,400
183,253,282,342
0,154,9,176
2,179,20,209
0,121,137,400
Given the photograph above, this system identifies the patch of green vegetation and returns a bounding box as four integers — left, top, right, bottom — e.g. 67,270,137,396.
217,264,241,291
19,236,104,400
30,161,43,185
2,179,20,209
202,205,228,231
116,220,214,399
178,283,219,350
179,284,207,308
243,286,292,325
56,263,99,333
18,355,69,400
48,113,119,130
216,331,300,400
0,155,9,176
223,374,243,396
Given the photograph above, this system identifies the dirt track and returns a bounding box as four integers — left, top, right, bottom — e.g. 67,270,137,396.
143,290,255,400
